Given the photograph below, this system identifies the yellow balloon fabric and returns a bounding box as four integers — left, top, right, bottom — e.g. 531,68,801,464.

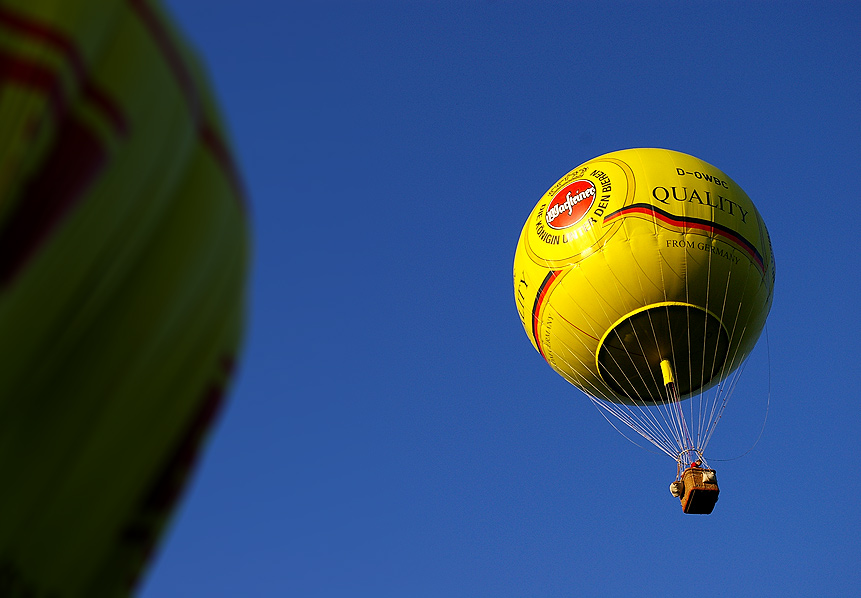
0,1,248,596
514,148,774,406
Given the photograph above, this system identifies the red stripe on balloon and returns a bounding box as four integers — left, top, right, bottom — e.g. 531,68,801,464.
83,81,129,137
0,113,106,286
531,270,561,360
604,204,764,272
128,0,246,206
122,354,235,592
127,0,200,121
0,49,64,112
0,6,128,136
0,44,114,286
200,122,246,209
0,6,85,72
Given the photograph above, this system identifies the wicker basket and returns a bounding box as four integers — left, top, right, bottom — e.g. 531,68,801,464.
679,467,720,514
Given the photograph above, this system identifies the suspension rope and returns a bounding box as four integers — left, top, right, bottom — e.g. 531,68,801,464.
529,219,769,467
710,324,771,461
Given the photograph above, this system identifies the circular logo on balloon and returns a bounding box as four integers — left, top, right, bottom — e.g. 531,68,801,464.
545,180,596,229
522,158,633,268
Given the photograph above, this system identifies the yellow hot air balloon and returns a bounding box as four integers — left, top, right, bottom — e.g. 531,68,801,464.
513,148,774,514
0,0,248,594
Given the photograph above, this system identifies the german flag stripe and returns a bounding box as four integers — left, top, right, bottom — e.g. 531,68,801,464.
531,269,561,360
603,203,765,272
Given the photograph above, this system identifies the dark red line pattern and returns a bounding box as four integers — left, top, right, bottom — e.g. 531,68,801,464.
122,355,235,592
0,113,107,286
553,310,600,343
127,0,200,122
0,1,246,286
200,122,246,210
0,6,84,72
0,9,125,286
0,6,128,135
0,49,63,113
82,81,129,137
128,0,246,206
1,1,245,204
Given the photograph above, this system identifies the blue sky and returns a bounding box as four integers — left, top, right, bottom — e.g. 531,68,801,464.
142,2,860,596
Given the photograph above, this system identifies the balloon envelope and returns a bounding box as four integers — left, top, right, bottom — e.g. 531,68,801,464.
0,0,248,595
514,148,774,460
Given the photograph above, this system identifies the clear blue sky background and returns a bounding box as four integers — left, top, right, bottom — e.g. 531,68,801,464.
142,2,860,596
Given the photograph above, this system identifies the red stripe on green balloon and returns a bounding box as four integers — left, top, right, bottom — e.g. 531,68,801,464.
128,0,247,207
0,53,110,287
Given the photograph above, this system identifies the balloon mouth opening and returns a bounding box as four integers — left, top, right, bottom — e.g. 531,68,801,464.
596,303,729,404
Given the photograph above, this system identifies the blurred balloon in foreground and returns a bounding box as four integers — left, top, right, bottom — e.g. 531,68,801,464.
514,148,774,513
0,0,248,593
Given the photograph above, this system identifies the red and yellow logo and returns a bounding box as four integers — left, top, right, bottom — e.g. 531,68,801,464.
545,180,596,229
